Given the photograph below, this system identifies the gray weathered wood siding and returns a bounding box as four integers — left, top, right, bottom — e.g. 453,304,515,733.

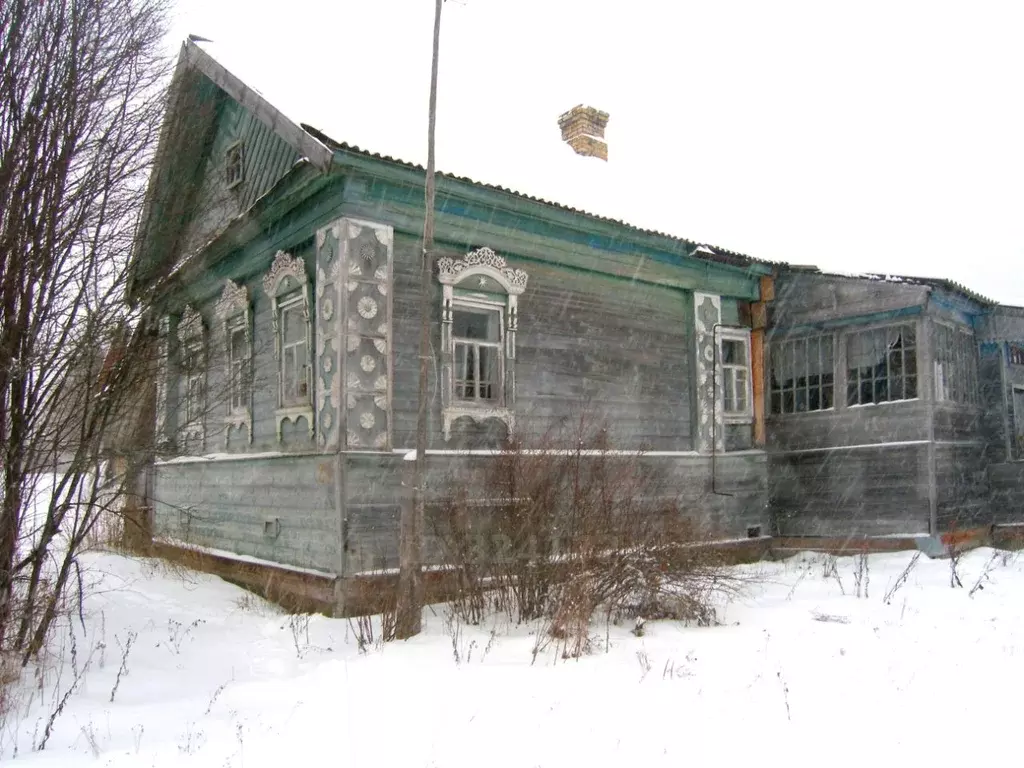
386,234,699,451
770,445,931,536
153,454,337,573
341,453,767,575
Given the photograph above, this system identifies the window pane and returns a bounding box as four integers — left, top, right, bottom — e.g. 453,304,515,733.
723,372,736,413
736,369,748,412
453,309,499,342
722,339,745,365
478,346,498,400
283,304,304,344
822,384,834,410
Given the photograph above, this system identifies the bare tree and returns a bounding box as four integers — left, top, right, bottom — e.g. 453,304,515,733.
0,0,170,660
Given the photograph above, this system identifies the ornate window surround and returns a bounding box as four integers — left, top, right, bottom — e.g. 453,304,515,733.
262,250,314,442
437,247,528,441
176,305,206,450
214,279,253,446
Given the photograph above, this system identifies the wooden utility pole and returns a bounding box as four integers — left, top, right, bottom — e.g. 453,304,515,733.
396,0,444,639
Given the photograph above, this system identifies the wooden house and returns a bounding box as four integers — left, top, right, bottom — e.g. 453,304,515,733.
130,41,775,610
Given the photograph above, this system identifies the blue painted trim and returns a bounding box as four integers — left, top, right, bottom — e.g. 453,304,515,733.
769,305,924,336
927,291,981,327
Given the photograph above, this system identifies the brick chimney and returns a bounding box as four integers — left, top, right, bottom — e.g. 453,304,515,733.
558,105,609,161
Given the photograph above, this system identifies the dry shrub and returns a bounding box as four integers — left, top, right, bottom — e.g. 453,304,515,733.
432,415,741,657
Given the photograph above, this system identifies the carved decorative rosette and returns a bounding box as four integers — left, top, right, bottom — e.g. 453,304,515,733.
330,218,393,451
693,292,724,454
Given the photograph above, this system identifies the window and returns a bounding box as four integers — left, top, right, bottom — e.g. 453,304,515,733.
718,329,752,421
225,141,244,189
227,318,250,413
1010,344,1024,366
770,335,835,415
846,324,917,406
215,279,252,446
452,307,502,402
175,305,206,450
279,294,309,405
262,249,314,442
436,247,529,441
182,339,205,424
934,323,978,404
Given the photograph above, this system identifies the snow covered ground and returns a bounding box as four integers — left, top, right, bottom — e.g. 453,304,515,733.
3,547,1023,766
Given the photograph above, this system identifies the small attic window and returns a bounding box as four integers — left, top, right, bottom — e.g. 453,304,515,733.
225,140,244,189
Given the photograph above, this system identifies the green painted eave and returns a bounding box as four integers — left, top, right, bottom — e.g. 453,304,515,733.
327,147,770,295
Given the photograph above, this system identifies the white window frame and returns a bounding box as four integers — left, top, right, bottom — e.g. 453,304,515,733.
437,247,529,441
183,339,205,425
278,292,311,407
176,305,205,451
262,250,314,442
716,327,753,424
215,279,252,446
451,300,505,406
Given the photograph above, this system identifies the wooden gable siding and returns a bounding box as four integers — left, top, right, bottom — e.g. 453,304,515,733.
178,91,301,264
769,272,929,330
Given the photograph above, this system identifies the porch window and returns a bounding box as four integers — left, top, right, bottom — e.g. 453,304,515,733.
934,323,978,404
1009,343,1024,366
770,335,835,415
718,328,752,421
846,324,917,406
452,306,502,403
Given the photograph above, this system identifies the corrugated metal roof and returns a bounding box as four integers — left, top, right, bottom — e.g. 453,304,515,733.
302,123,776,273
783,264,997,307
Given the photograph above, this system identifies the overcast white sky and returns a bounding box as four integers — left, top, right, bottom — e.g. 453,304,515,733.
167,0,1024,305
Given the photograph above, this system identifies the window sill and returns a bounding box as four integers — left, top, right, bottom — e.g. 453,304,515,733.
723,414,754,425
223,410,253,447
274,404,314,442
442,404,513,442
846,397,921,409
767,408,836,419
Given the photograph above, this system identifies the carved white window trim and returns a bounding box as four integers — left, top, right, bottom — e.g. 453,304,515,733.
262,250,314,442
437,247,528,441
176,305,206,451
215,280,253,446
